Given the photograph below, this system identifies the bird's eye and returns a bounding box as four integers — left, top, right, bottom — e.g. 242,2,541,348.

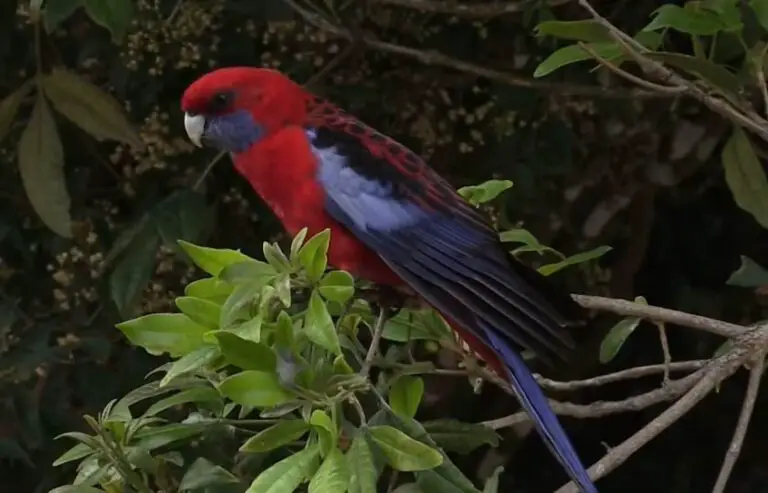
209,91,233,112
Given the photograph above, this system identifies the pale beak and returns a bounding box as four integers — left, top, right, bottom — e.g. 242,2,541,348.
184,113,206,147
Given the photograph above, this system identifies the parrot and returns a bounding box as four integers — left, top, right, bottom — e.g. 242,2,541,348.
181,67,597,493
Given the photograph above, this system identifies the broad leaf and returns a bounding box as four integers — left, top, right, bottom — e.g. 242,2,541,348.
218,370,293,408
346,434,378,493
422,420,500,454
722,127,768,230
159,345,220,387
643,4,738,35
368,425,443,472
246,445,321,493
538,245,611,276
310,409,337,454
109,225,160,318
239,419,310,453
309,447,350,493
600,316,642,363
18,94,72,237
318,270,355,303
116,313,209,357
727,255,768,287
83,0,135,43
457,179,513,205
175,296,222,330
305,291,342,355
213,331,276,371
298,229,330,281
178,240,255,277
42,68,142,148
535,19,612,42
0,80,34,143
389,376,424,419
179,457,240,490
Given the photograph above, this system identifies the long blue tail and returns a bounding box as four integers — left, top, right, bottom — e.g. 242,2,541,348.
481,323,598,493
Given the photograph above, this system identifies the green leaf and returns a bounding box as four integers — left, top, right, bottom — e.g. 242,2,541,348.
240,419,310,453
109,226,160,318
179,457,240,490
159,345,220,387
500,228,560,257
175,296,221,330
275,273,292,307
389,376,424,419
645,52,741,95
318,270,355,303
482,466,503,493
346,434,378,493
538,245,611,276
422,420,500,454
0,80,34,144
48,487,106,493
134,423,209,451
219,259,277,284
643,4,737,35
309,447,350,493
599,316,642,363
18,94,72,237
392,485,425,493
722,127,768,230
220,281,261,329
178,240,255,277
727,255,768,287
382,309,452,343
116,313,209,357
290,227,309,265
535,19,612,42
305,291,342,355
231,315,264,343
144,387,221,416
218,370,293,408
83,0,135,43
368,425,444,472
299,229,331,281
534,42,621,78
44,0,83,32
246,444,321,493
457,179,513,205
52,442,94,467
310,409,337,454
154,190,213,250
752,0,768,31
185,277,233,303
213,331,277,371
42,68,142,148
263,241,292,271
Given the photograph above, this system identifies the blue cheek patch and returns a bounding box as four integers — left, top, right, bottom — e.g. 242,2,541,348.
206,110,264,153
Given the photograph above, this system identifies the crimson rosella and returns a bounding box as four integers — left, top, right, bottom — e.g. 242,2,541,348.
181,67,597,492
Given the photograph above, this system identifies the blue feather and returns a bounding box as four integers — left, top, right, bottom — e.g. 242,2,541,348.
305,124,597,492
206,110,264,153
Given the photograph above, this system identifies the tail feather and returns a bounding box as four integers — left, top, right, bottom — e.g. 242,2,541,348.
480,322,598,493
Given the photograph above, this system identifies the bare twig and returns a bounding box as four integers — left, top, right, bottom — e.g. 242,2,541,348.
576,0,768,143
572,294,747,338
711,350,767,493
754,44,768,120
553,323,768,493
281,0,664,99
535,360,707,391
482,368,705,429
655,321,672,385
372,0,573,18
361,309,388,377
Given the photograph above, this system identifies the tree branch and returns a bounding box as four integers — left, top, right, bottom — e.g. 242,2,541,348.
372,0,573,18
572,294,747,338
711,350,766,493
281,0,665,99
535,360,707,391
576,0,768,143
553,323,768,493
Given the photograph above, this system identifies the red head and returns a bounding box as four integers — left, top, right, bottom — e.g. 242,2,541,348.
180,67,309,153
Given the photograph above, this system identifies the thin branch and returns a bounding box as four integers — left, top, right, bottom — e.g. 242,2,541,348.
754,44,768,120
572,294,747,338
535,360,707,391
372,0,573,18
482,368,705,429
711,350,767,493
361,309,388,377
655,321,672,385
576,0,768,143
578,42,685,94
281,0,664,99
554,323,768,493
